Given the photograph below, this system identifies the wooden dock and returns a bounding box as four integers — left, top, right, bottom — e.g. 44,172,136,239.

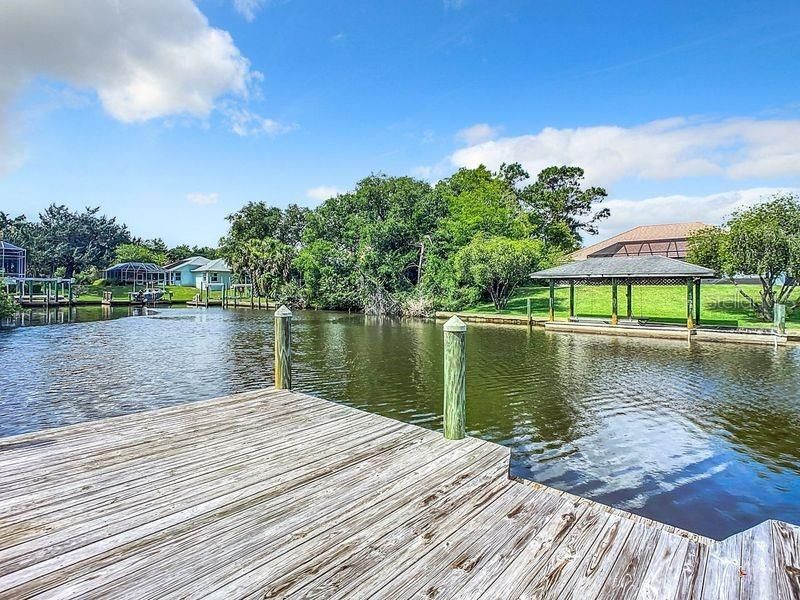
0,388,798,599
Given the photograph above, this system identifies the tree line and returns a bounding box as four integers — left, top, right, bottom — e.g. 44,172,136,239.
220,164,609,314
0,163,611,315
0,205,217,284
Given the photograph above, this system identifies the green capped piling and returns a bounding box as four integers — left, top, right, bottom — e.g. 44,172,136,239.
443,315,466,440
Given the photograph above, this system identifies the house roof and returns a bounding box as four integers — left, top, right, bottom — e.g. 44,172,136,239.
531,256,717,280
192,258,232,273
164,256,210,271
570,222,707,260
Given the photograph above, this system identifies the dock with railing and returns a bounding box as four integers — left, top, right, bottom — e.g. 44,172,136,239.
0,309,797,599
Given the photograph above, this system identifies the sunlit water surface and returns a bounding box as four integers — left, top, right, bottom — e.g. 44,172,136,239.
1,306,799,539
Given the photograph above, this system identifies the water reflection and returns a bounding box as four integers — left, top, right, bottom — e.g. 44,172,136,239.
0,306,798,539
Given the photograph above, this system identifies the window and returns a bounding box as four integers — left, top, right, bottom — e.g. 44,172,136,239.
210,273,219,283
174,272,182,282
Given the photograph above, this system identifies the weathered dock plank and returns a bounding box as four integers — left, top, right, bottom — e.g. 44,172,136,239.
0,387,798,599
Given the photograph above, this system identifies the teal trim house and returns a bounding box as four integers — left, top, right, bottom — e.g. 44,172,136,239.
193,258,232,290
165,256,210,287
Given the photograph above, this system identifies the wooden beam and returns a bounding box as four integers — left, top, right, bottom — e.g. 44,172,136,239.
548,280,555,322
686,278,695,329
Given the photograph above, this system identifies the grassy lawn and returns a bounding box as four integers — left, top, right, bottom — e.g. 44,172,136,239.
75,285,210,303
470,284,799,330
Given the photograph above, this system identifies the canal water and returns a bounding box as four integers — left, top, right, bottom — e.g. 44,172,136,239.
1,306,799,540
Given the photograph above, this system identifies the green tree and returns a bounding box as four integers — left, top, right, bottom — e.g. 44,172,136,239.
516,165,609,251
688,193,800,320
0,289,15,319
228,238,294,298
299,174,443,313
167,244,193,263
435,166,527,252
220,202,283,253
25,205,130,277
114,243,167,266
454,235,548,310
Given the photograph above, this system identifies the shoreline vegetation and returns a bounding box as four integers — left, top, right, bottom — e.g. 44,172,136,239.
2,166,799,326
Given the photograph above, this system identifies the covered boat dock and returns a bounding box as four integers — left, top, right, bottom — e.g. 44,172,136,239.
531,256,718,329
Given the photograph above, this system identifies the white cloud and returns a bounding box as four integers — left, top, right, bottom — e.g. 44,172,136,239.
306,186,342,201
411,166,433,179
186,192,219,206
0,0,273,170
330,33,347,43
455,123,502,145
444,0,466,9
450,117,800,186
224,106,296,136
233,0,265,22
590,187,799,242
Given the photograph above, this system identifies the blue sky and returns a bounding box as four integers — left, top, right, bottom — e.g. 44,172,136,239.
1,0,799,246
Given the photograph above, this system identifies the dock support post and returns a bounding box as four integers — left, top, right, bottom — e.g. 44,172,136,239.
569,282,575,319
611,278,618,325
443,316,466,440
626,282,632,321
526,298,531,327
774,303,786,335
274,305,292,390
548,280,555,322
694,279,701,326
250,290,254,309
686,278,695,329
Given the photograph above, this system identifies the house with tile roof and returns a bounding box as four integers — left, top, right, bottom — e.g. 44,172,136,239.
570,222,707,261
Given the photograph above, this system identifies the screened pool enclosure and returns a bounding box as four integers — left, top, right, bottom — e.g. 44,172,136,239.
103,262,168,285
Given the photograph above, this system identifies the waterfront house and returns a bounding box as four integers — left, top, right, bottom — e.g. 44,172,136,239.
193,258,232,291
164,256,210,287
570,222,707,261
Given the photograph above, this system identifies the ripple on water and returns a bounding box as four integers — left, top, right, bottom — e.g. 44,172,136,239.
1,308,800,539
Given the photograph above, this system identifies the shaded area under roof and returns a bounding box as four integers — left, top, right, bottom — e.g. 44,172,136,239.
531,256,716,281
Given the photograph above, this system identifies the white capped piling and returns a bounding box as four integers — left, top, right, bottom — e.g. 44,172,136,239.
443,315,466,440
274,305,293,390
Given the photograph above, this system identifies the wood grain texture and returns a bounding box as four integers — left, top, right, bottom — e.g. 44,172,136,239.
0,387,794,599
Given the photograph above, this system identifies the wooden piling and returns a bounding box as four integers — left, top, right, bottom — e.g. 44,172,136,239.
686,278,695,329
774,303,786,335
569,282,575,319
526,298,532,327
443,315,466,440
611,278,618,325
694,279,701,325
274,305,292,390
626,282,633,320
548,280,555,322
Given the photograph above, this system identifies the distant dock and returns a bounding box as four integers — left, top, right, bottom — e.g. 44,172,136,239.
0,387,797,599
